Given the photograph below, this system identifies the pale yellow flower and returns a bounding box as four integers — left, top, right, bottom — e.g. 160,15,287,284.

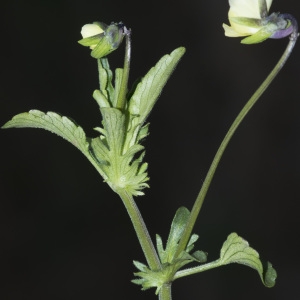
223,0,273,37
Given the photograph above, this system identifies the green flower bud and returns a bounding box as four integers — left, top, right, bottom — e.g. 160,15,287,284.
78,22,126,58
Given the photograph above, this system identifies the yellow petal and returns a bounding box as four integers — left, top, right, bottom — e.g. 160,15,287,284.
81,24,104,39
222,23,245,37
229,0,273,19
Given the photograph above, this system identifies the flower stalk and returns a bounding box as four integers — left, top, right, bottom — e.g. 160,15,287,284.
116,28,131,110
175,16,298,259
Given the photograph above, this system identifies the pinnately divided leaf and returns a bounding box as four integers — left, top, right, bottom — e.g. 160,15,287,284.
2,110,90,155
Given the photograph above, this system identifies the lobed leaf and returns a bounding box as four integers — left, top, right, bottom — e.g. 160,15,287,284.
220,232,277,287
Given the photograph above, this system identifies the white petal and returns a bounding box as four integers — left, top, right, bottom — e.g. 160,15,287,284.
223,21,259,37
266,0,273,11
229,0,261,19
223,23,244,37
81,24,104,38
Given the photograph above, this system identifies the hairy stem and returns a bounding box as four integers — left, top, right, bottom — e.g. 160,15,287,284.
175,19,299,258
159,283,172,300
174,260,221,280
118,190,161,271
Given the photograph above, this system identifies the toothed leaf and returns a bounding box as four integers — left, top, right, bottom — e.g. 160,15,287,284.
2,110,90,155
220,232,277,287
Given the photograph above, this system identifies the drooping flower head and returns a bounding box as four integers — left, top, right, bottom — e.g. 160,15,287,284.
78,22,126,58
223,0,295,44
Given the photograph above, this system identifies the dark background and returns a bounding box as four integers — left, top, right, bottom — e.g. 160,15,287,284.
1,0,300,299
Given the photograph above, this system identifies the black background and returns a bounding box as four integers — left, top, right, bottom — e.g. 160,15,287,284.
1,0,300,299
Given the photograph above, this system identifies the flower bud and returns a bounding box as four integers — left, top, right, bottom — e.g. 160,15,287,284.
78,22,126,58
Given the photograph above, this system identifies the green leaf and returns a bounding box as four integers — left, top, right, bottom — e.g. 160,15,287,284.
156,207,207,265
220,232,277,287
133,207,208,293
100,107,126,154
89,107,149,196
97,58,114,105
128,47,185,125
93,89,111,108
156,207,190,264
112,68,124,107
132,260,172,294
164,207,190,263
2,110,90,155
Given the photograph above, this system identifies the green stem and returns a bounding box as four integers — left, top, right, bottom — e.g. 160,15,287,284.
174,259,221,280
159,283,172,300
118,190,161,271
175,31,298,258
116,29,131,110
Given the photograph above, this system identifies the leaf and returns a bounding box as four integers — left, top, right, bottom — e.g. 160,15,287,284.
156,207,207,266
100,107,126,154
219,232,277,287
2,110,90,155
164,207,190,262
156,207,190,264
97,57,114,104
89,107,149,196
128,47,185,125
132,260,170,294
93,89,111,108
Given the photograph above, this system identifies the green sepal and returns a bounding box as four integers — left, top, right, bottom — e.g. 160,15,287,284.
241,27,276,44
91,23,125,59
91,36,116,59
78,33,104,47
219,232,277,287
